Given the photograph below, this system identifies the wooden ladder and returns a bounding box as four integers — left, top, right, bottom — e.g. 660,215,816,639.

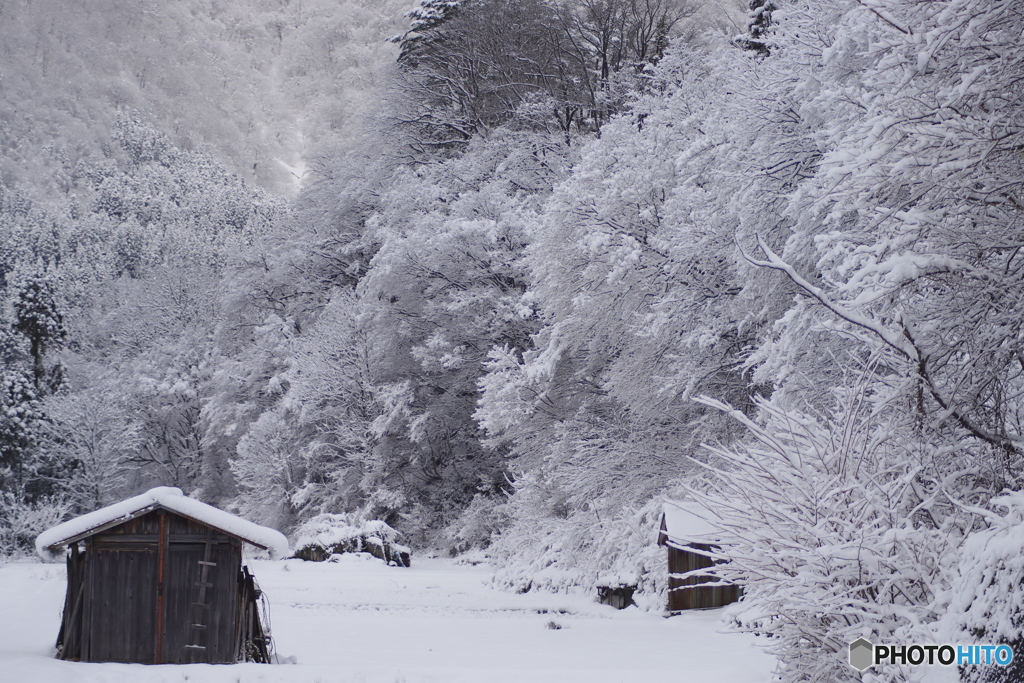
185,529,216,659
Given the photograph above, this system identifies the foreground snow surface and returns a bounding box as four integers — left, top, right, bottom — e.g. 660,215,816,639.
0,555,775,682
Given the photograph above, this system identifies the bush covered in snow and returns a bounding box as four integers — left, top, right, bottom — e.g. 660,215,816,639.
943,492,1024,683
691,394,961,683
0,493,70,559
487,495,667,612
292,513,411,567
444,493,512,555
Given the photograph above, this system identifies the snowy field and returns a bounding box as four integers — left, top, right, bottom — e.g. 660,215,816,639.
0,555,775,683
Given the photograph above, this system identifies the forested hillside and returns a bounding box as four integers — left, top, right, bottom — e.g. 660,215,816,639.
3,0,1024,681
0,0,407,195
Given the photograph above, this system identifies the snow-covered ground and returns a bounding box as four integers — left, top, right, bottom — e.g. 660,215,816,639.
0,554,776,683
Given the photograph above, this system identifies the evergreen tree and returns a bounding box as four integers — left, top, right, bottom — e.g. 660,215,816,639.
11,273,66,393
734,0,775,55
0,369,43,476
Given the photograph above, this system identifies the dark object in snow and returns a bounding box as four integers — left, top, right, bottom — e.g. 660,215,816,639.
293,537,412,567
292,515,411,567
363,535,412,567
38,488,285,664
596,583,636,609
658,501,742,612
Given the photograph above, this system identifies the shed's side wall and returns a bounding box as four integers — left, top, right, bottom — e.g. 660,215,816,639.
56,544,86,660
666,543,741,611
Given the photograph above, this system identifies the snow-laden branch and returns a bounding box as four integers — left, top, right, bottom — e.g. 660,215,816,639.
856,0,912,36
742,234,1024,456
684,391,956,681
739,234,918,360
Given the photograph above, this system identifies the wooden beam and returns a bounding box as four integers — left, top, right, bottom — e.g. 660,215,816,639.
155,511,167,664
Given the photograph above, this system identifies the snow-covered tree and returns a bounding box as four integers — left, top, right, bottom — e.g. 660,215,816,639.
692,389,964,683
272,290,381,521
0,490,70,557
225,291,378,528
389,0,700,153
746,0,1024,487
356,131,556,533
11,272,66,393
39,387,141,512
945,491,1024,683
231,408,303,530
0,369,44,478
473,42,786,587
390,0,567,151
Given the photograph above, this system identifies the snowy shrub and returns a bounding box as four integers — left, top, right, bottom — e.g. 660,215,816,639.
690,394,956,683
488,492,667,611
292,513,411,567
943,492,1024,683
445,493,511,555
0,492,71,559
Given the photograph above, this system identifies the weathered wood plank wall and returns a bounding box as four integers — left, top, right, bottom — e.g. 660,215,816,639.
160,513,240,663
82,542,159,662
666,542,742,611
56,509,244,664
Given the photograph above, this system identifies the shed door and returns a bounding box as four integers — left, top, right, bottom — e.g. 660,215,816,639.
81,541,158,663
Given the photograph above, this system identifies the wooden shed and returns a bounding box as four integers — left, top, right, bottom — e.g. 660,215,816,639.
658,501,741,612
36,487,289,664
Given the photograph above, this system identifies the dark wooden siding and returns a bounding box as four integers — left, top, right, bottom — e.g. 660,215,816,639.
80,540,159,662
60,509,243,664
160,513,241,664
57,543,86,661
666,543,741,611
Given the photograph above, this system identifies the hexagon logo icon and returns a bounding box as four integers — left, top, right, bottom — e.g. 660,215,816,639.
849,638,874,671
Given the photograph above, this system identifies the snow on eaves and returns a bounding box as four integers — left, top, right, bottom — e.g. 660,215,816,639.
35,486,290,561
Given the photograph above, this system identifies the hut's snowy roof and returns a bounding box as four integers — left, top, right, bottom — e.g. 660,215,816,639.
35,487,289,561
659,501,731,547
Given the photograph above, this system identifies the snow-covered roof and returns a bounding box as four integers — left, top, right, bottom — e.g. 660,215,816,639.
659,500,731,548
35,487,290,561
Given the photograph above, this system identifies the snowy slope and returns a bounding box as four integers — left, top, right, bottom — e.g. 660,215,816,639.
0,555,775,682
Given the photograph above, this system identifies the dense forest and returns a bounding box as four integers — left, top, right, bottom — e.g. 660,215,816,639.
3,0,1023,680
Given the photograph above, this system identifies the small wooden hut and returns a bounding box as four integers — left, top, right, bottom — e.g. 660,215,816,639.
658,501,741,612
36,487,289,664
